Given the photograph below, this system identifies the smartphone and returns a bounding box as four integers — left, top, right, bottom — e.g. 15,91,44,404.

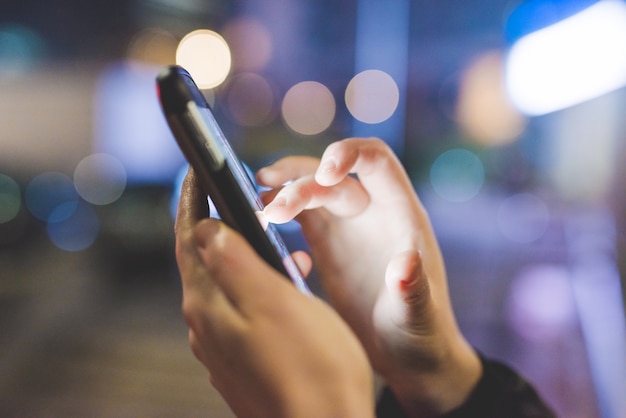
157,65,309,294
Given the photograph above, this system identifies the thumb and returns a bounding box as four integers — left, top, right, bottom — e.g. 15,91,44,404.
384,249,432,330
195,219,290,303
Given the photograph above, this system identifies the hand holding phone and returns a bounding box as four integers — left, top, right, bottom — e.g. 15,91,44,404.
157,65,309,293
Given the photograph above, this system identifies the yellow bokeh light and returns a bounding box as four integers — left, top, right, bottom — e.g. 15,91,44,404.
456,51,526,146
345,69,399,124
176,29,232,89
282,81,336,135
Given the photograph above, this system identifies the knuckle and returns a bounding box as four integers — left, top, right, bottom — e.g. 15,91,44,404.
181,296,201,328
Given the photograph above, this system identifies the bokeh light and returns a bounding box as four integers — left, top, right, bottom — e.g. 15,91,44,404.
497,192,550,243
47,201,100,252
429,149,484,202
176,29,231,89
456,51,526,146
505,0,598,43
0,174,21,224
225,72,275,126
507,264,577,341
506,0,626,115
345,69,399,124
95,62,185,183
74,153,127,206
25,172,79,222
282,81,336,135
0,24,44,76
127,27,178,66
222,17,272,71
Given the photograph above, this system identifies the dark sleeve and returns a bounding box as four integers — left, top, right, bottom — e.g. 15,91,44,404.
376,354,557,418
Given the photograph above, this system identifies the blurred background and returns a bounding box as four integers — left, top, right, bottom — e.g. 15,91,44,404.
1,0,625,417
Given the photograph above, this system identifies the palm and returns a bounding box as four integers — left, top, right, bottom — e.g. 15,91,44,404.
316,198,447,367
259,139,449,375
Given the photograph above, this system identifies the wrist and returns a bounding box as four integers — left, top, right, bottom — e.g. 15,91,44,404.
279,373,376,418
280,391,376,418
383,337,482,418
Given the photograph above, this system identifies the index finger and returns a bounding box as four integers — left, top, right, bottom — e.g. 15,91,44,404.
314,138,417,205
194,220,299,316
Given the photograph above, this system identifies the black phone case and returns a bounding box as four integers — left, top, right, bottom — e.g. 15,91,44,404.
157,66,305,288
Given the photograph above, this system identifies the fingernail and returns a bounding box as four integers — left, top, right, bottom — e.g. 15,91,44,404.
399,276,417,288
399,251,424,289
255,167,268,179
317,158,337,175
270,196,287,207
262,196,286,222
255,167,274,186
